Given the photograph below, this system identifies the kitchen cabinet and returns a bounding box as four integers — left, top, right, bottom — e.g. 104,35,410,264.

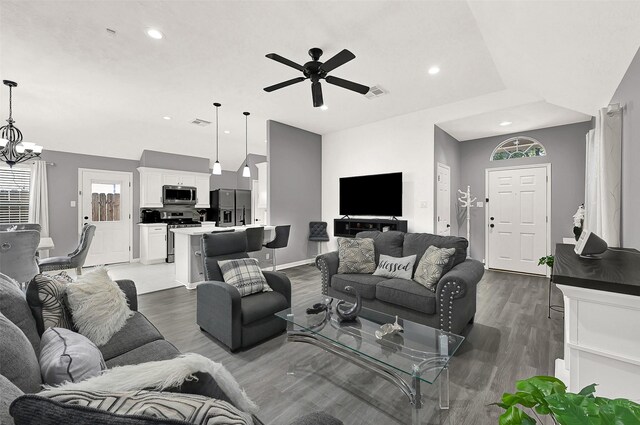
138,167,210,208
195,175,210,208
139,224,167,265
140,170,163,208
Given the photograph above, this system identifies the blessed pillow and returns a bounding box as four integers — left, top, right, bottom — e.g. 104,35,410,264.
337,237,376,274
39,328,106,386
373,254,416,280
22,390,253,425
65,267,133,346
26,273,74,335
218,258,271,297
413,246,456,291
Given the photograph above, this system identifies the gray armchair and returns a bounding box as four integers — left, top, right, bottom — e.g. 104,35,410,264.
197,232,291,351
0,229,40,284
38,224,95,275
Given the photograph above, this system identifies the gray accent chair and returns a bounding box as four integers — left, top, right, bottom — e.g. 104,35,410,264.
316,231,484,334
197,232,291,351
38,224,95,275
0,230,40,284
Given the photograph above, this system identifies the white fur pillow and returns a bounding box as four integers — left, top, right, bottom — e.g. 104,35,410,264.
65,268,133,346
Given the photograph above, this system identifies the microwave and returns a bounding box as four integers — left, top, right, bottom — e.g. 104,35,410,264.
163,185,197,205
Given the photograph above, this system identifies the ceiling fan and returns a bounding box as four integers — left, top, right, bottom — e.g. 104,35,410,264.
264,47,370,107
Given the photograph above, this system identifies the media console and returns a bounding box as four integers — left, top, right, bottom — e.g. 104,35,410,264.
334,218,408,238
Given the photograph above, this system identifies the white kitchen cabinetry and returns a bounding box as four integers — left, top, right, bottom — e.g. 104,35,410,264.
140,170,163,208
138,167,210,208
195,176,210,208
139,224,167,265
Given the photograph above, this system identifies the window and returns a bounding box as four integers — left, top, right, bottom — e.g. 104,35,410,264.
491,136,546,161
0,165,31,224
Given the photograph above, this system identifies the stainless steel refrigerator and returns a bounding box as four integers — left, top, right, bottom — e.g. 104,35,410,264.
207,189,251,227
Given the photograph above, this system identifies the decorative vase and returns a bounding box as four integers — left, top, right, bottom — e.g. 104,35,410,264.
335,286,362,322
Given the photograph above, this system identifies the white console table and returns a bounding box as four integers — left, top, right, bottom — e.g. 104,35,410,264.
553,244,640,402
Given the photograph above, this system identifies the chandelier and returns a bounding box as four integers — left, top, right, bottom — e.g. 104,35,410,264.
0,80,43,167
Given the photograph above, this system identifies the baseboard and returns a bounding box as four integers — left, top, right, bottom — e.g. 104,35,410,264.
131,258,141,263
263,258,315,271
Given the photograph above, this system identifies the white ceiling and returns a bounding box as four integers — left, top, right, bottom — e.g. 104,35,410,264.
1,1,639,168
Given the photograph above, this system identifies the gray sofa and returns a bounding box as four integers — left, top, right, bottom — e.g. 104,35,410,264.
0,272,341,425
316,231,484,334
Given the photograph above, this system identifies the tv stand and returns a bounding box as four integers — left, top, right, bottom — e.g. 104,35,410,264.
334,218,408,238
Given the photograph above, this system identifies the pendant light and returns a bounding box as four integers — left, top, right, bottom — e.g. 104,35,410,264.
211,102,222,175
242,112,250,178
0,80,43,168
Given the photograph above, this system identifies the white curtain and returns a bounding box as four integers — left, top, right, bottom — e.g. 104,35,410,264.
584,108,622,246
29,160,50,257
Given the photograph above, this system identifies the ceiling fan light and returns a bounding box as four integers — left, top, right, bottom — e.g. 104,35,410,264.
212,161,222,175
242,164,251,178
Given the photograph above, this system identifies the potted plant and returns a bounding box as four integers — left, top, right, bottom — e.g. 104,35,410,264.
538,255,554,269
493,375,640,424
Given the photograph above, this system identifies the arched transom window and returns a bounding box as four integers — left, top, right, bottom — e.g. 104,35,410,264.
490,136,546,161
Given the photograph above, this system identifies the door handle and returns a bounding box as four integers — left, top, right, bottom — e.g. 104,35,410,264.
84,216,89,220
490,224,495,228
446,224,450,228
490,217,495,221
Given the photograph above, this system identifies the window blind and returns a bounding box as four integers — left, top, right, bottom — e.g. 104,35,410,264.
0,166,31,224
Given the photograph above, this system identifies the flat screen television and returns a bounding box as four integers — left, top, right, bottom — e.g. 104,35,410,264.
339,172,402,216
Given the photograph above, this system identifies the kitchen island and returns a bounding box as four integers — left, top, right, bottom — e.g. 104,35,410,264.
171,224,275,289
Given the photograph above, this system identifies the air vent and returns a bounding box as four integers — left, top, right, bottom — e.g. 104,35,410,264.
191,118,211,127
365,85,386,99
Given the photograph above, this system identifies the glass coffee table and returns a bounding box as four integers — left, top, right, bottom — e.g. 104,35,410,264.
275,299,464,425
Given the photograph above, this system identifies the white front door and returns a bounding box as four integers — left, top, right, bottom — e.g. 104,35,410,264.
436,163,451,236
486,165,548,275
79,169,132,267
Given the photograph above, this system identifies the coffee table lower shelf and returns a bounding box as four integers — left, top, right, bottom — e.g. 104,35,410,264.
285,329,450,425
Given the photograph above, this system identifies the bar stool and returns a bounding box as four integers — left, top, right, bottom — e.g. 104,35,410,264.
263,225,291,271
245,226,265,253
308,221,329,258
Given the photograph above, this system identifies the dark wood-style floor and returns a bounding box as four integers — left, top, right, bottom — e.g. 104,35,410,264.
138,266,564,425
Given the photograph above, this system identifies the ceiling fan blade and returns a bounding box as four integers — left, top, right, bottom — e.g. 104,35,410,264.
266,53,305,72
263,77,306,92
325,76,370,95
319,49,355,73
312,81,324,107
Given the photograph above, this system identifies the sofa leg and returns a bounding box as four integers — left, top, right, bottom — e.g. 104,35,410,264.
76,267,83,276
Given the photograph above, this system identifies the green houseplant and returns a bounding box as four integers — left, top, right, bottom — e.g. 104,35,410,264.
494,376,640,424
538,255,554,269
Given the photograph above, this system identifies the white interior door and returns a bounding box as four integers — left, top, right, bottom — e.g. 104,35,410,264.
487,165,548,275
436,163,451,236
79,169,132,267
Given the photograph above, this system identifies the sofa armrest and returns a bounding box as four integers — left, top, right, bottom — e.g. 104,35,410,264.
115,279,138,311
288,412,344,425
435,259,484,300
262,271,291,305
316,251,339,295
197,281,242,350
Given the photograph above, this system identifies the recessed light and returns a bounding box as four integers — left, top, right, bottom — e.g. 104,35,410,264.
320,105,328,111
428,66,440,75
163,116,171,120
499,121,512,127
146,28,164,40
224,130,231,134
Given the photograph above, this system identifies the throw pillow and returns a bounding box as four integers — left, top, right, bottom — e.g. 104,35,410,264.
39,327,106,386
0,272,41,355
1,374,23,425
65,267,134,346
218,258,271,297
414,246,456,291
14,390,253,425
0,313,42,393
337,237,376,274
373,254,417,280
26,273,74,335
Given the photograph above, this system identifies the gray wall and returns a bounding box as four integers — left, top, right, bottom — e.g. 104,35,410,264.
610,46,640,249
267,120,322,266
44,150,140,258
459,121,592,260
210,170,239,190
434,126,461,236
140,150,209,173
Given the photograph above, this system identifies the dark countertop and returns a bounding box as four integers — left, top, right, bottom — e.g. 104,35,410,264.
552,244,640,296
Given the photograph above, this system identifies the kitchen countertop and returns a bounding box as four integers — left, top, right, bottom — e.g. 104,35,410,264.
138,223,167,226
170,224,275,235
